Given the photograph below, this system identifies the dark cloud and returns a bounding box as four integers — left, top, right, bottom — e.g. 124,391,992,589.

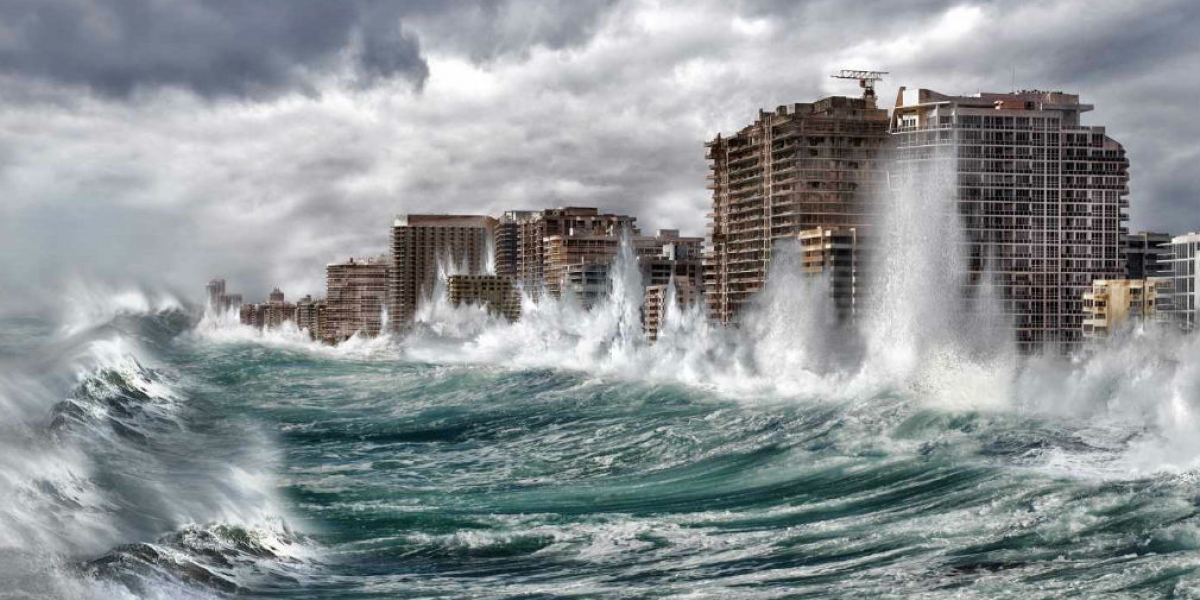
0,0,428,98
0,0,1196,314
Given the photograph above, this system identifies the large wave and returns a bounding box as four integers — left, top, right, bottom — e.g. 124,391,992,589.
0,291,308,598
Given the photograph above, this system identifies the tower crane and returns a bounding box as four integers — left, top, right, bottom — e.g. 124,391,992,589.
830,69,887,104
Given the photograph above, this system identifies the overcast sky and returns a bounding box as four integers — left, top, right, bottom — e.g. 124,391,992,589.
1,0,1197,313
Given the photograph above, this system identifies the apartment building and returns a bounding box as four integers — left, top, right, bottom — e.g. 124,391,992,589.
390,215,495,331
1125,231,1172,280
448,275,521,321
295,294,327,340
512,207,638,293
495,210,535,279
1161,231,1199,330
799,226,863,323
891,88,1130,353
644,278,700,342
1081,279,1161,339
326,256,389,341
704,96,891,325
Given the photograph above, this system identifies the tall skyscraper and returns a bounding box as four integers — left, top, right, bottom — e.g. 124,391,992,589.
494,210,535,279
891,88,1130,353
326,256,389,341
704,96,891,325
389,215,494,330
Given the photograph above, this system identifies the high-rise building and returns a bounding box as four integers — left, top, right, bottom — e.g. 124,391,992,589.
704,96,891,325
640,229,704,289
326,256,389,341
206,278,226,310
495,210,535,279
269,287,285,305
295,294,326,340
514,207,638,293
1161,231,1199,331
447,275,521,321
644,278,700,342
1125,231,1172,280
891,88,1130,353
799,226,863,323
389,215,495,331
1081,279,1161,339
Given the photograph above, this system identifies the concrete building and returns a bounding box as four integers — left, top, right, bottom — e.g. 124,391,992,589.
891,88,1130,353
704,96,891,325
390,215,495,331
561,262,611,308
495,210,535,279
295,295,326,340
1161,231,1200,331
644,278,700,342
205,278,243,312
1125,231,1172,280
513,207,638,293
1081,279,1161,339
268,287,285,305
448,275,521,321
799,226,863,323
326,256,389,341
640,229,704,289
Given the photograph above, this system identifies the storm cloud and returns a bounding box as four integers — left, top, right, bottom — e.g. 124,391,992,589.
0,0,1196,315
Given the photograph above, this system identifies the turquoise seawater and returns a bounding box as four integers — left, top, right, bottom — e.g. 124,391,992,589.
0,308,1198,599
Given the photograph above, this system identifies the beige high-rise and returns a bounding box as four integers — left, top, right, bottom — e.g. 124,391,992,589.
704,96,891,325
389,215,494,331
326,256,389,341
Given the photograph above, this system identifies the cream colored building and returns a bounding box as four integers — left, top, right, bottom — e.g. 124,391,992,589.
448,275,521,321
1081,279,1161,339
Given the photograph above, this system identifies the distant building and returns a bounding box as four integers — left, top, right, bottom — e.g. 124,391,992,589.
644,278,700,342
704,96,891,325
295,294,327,341
390,214,495,331
1125,231,1172,280
891,88,1129,353
1081,279,1161,339
799,226,863,323
268,287,285,305
326,256,389,341
1161,231,1199,331
640,229,704,289
206,279,226,310
494,210,535,279
448,275,521,321
513,207,638,293
561,261,611,308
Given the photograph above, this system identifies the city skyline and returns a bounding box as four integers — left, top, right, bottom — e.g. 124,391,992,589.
1,0,1198,317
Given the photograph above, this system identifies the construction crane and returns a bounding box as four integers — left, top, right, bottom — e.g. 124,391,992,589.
831,69,887,104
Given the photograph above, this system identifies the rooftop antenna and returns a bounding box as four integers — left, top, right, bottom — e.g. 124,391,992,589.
831,69,888,105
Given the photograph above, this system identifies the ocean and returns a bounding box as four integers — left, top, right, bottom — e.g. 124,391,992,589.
0,261,1198,598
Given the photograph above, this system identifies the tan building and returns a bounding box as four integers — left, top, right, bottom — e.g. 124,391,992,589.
891,88,1130,353
544,229,703,300
512,207,638,293
704,96,891,325
295,295,327,341
1081,279,1161,339
495,210,535,279
326,256,389,341
448,275,521,321
799,227,863,323
389,215,495,331
644,278,700,342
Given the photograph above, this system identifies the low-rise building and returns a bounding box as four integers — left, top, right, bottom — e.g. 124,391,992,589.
1081,279,1161,339
447,275,521,321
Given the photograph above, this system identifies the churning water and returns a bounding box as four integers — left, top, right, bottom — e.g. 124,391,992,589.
2,172,1199,597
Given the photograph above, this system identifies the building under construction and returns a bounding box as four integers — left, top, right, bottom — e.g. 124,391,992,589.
389,215,495,331
704,85,891,325
799,226,864,323
891,88,1130,352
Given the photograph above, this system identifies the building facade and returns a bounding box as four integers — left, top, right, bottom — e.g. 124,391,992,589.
1162,232,1199,331
513,207,638,293
389,215,494,331
704,96,891,325
799,226,863,323
1081,279,1161,339
644,278,700,342
1125,231,1172,280
891,88,1130,353
447,275,521,321
326,256,389,341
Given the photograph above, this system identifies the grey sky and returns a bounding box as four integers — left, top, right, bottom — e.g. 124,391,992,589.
1,0,1196,313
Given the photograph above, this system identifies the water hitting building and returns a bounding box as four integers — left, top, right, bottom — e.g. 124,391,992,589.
389,215,495,331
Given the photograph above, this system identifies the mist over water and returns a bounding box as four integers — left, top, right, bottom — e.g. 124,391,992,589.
1,160,1198,597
